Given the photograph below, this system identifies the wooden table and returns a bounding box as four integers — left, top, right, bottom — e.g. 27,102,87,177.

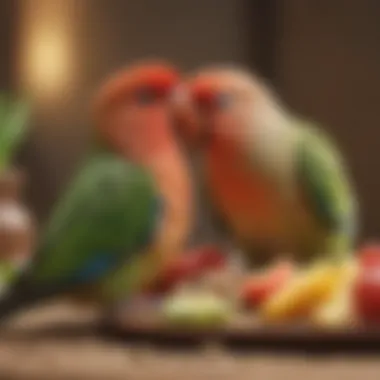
0,303,379,380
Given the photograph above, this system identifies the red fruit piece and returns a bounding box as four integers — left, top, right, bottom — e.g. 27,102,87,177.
241,260,295,309
358,242,380,268
153,256,199,293
353,266,380,324
194,245,226,270
149,245,226,294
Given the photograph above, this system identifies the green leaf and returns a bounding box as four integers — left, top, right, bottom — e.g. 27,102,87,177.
0,96,31,169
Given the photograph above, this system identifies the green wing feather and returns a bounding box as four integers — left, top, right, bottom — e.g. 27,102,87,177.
296,120,357,251
0,95,30,169
30,151,159,285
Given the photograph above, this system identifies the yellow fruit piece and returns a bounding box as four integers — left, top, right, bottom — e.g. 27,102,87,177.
312,286,352,328
312,259,359,328
260,261,346,323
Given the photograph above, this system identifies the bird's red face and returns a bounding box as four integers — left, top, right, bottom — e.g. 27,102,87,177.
95,62,180,163
173,74,242,149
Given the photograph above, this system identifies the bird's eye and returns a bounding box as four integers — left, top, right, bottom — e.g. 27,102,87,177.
215,92,232,109
135,87,156,105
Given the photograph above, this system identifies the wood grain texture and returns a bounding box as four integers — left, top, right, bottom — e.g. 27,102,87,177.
1,304,380,379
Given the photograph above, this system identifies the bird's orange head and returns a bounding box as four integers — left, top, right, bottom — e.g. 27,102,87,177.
173,66,269,149
95,61,180,163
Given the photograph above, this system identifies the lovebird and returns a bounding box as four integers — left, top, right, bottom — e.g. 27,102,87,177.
89,62,193,306
173,66,357,267
0,62,192,321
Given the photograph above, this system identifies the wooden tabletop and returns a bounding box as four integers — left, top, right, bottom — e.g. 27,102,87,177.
0,303,380,380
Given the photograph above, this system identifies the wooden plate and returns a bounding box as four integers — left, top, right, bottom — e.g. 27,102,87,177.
101,313,380,353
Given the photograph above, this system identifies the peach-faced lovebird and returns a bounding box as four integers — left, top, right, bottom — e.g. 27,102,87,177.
174,66,357,267
93,63,193,305
0,62,192,321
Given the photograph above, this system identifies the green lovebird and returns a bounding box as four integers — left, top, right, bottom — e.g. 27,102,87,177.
0,62,185,321
174,66,357,267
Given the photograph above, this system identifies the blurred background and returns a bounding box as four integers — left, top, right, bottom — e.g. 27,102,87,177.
0,0,380,242
0,1,380,378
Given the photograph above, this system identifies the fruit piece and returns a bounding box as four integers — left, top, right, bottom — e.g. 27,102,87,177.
353,266,380,324
155,255,199,293
312,259,358,328
260,261,345,323
358,242,380,267
162,292,232,327
196,245,226,269
150,245,226,293
353,243,380,324
241,260,295,308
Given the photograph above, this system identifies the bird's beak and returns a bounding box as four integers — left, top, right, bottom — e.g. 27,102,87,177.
170,84,190,113
169,85,214,149
169,85,195,138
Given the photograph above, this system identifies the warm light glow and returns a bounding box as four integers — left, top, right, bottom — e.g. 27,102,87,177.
26,30,69,97
18,0,75,103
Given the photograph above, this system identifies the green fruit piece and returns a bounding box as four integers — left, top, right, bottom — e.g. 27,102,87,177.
162,293,232,328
